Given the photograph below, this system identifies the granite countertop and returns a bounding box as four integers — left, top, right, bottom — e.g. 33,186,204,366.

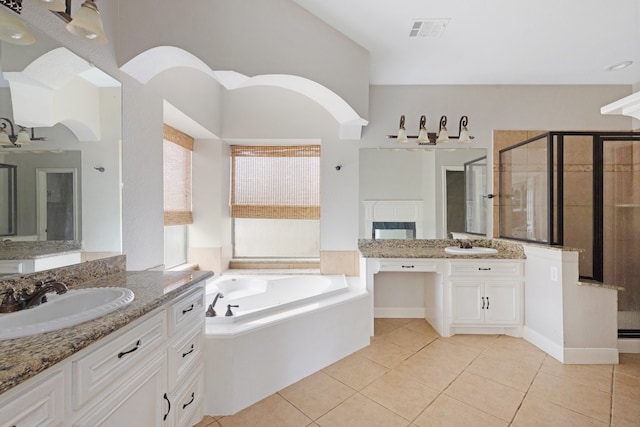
0,269,214,396
0,241,82,260
358,239,526,260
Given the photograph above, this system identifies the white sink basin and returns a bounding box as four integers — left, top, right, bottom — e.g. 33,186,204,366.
0,287,134,340
444,246,499,255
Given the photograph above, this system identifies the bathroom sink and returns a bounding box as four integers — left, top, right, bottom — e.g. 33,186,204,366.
444,246,499,255
0,287,134,340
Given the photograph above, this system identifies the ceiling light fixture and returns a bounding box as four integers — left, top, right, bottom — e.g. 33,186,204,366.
0,117,46,148
0,3,34,45
388,115,473,145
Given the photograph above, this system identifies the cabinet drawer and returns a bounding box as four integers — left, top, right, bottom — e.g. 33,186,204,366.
168,286,205,337
168,323,203,390
448,261,522,276
0,370,64,427
174,367,204,427
379,259,440,272
72,310,166,409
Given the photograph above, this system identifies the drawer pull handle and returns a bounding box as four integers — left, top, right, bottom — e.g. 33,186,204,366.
481,296,485,309
183,392,195,409
182,344,195,358
163,393,171,421
478,267,491,271
117,339,141,359
401,265,415,269
486,296,490,309
182,304,194,314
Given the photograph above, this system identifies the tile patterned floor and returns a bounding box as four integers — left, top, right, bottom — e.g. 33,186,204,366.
195,318,640,427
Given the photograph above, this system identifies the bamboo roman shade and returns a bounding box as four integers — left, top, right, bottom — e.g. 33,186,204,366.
230,145,320,219
163,124,193,225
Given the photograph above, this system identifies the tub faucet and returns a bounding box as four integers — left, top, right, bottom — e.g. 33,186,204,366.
23,279,68,309
206,292,224,317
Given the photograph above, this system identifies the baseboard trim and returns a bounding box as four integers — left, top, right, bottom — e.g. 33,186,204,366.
374,307,425,318
523,326,564,362
618,338,640,354
562,347,619,364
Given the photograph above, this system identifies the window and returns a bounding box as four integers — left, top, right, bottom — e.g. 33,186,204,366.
163,124,193,268
230,145,320,258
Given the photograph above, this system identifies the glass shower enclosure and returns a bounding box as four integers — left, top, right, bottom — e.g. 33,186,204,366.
499,131,640,338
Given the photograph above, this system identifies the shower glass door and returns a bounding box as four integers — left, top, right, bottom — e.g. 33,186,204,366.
602,138,640,335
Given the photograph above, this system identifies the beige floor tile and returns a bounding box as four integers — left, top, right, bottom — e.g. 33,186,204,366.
540,356,613,393
614,371,640,401
393,352,463,392
413,394,508,427
527,371,611,423
374,318,413,336
357,339,415,368
466,353,539,392
616,353,640,379
316,393,409,427
512,394,608,427
414,339,480,371
612,393,640,427
444,371,525,422
192,415,218,427
322,353,388,390
362,370,440,421
402,319,440,338
218,394,311,427
279,371,356,420
439,334,499,351
379,326,437,351
482,336,546,368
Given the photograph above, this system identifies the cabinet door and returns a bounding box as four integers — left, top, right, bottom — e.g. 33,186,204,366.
72,353,167,427
0,370,65,427
451,280,483,324
484,281,520,324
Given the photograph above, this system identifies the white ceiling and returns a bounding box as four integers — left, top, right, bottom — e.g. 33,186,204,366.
293,0,640,85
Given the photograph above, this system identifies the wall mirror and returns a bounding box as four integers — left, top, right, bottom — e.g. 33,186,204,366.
359,148,488,239
0,20,122,273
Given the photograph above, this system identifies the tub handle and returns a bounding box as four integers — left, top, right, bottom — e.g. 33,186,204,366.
225,304,239,317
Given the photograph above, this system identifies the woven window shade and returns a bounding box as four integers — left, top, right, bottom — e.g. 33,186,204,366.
230,145,320,219
163,124,193,225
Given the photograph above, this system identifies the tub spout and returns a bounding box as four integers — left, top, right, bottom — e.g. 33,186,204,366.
206,292,224,317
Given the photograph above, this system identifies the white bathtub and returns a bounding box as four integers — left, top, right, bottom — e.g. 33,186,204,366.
203,274,370,415
205,275,348,323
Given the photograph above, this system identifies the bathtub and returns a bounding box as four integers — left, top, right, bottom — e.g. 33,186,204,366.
205,274,348,323
203,274,370,415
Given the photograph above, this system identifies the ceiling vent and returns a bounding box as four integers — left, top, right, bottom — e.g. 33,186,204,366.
409,19,451,38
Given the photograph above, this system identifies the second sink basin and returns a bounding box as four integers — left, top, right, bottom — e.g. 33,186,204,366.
444,246,499,255
0,287,134,340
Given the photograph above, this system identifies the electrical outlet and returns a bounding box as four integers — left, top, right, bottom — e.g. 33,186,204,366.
550,266,558,282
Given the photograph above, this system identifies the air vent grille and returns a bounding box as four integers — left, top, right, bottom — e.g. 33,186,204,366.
409,19,450,38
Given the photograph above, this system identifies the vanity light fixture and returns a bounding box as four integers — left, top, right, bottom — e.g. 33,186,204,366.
388,115,473,145
1,0,108,45
0,3,34,45
0,117,46,148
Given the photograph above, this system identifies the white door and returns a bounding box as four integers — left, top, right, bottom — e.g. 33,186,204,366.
451,280,483,324
484,281,519,324
36,168,78,241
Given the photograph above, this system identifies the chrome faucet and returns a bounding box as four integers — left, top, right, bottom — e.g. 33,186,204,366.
22,280,68,309
205,292,224,317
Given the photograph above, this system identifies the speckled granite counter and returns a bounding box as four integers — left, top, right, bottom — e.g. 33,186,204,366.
0,267,213,395
0,241,82,260
358,239,526,259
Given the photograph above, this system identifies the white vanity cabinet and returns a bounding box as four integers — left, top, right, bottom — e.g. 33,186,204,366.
447,260,524,336
0,283,206,427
